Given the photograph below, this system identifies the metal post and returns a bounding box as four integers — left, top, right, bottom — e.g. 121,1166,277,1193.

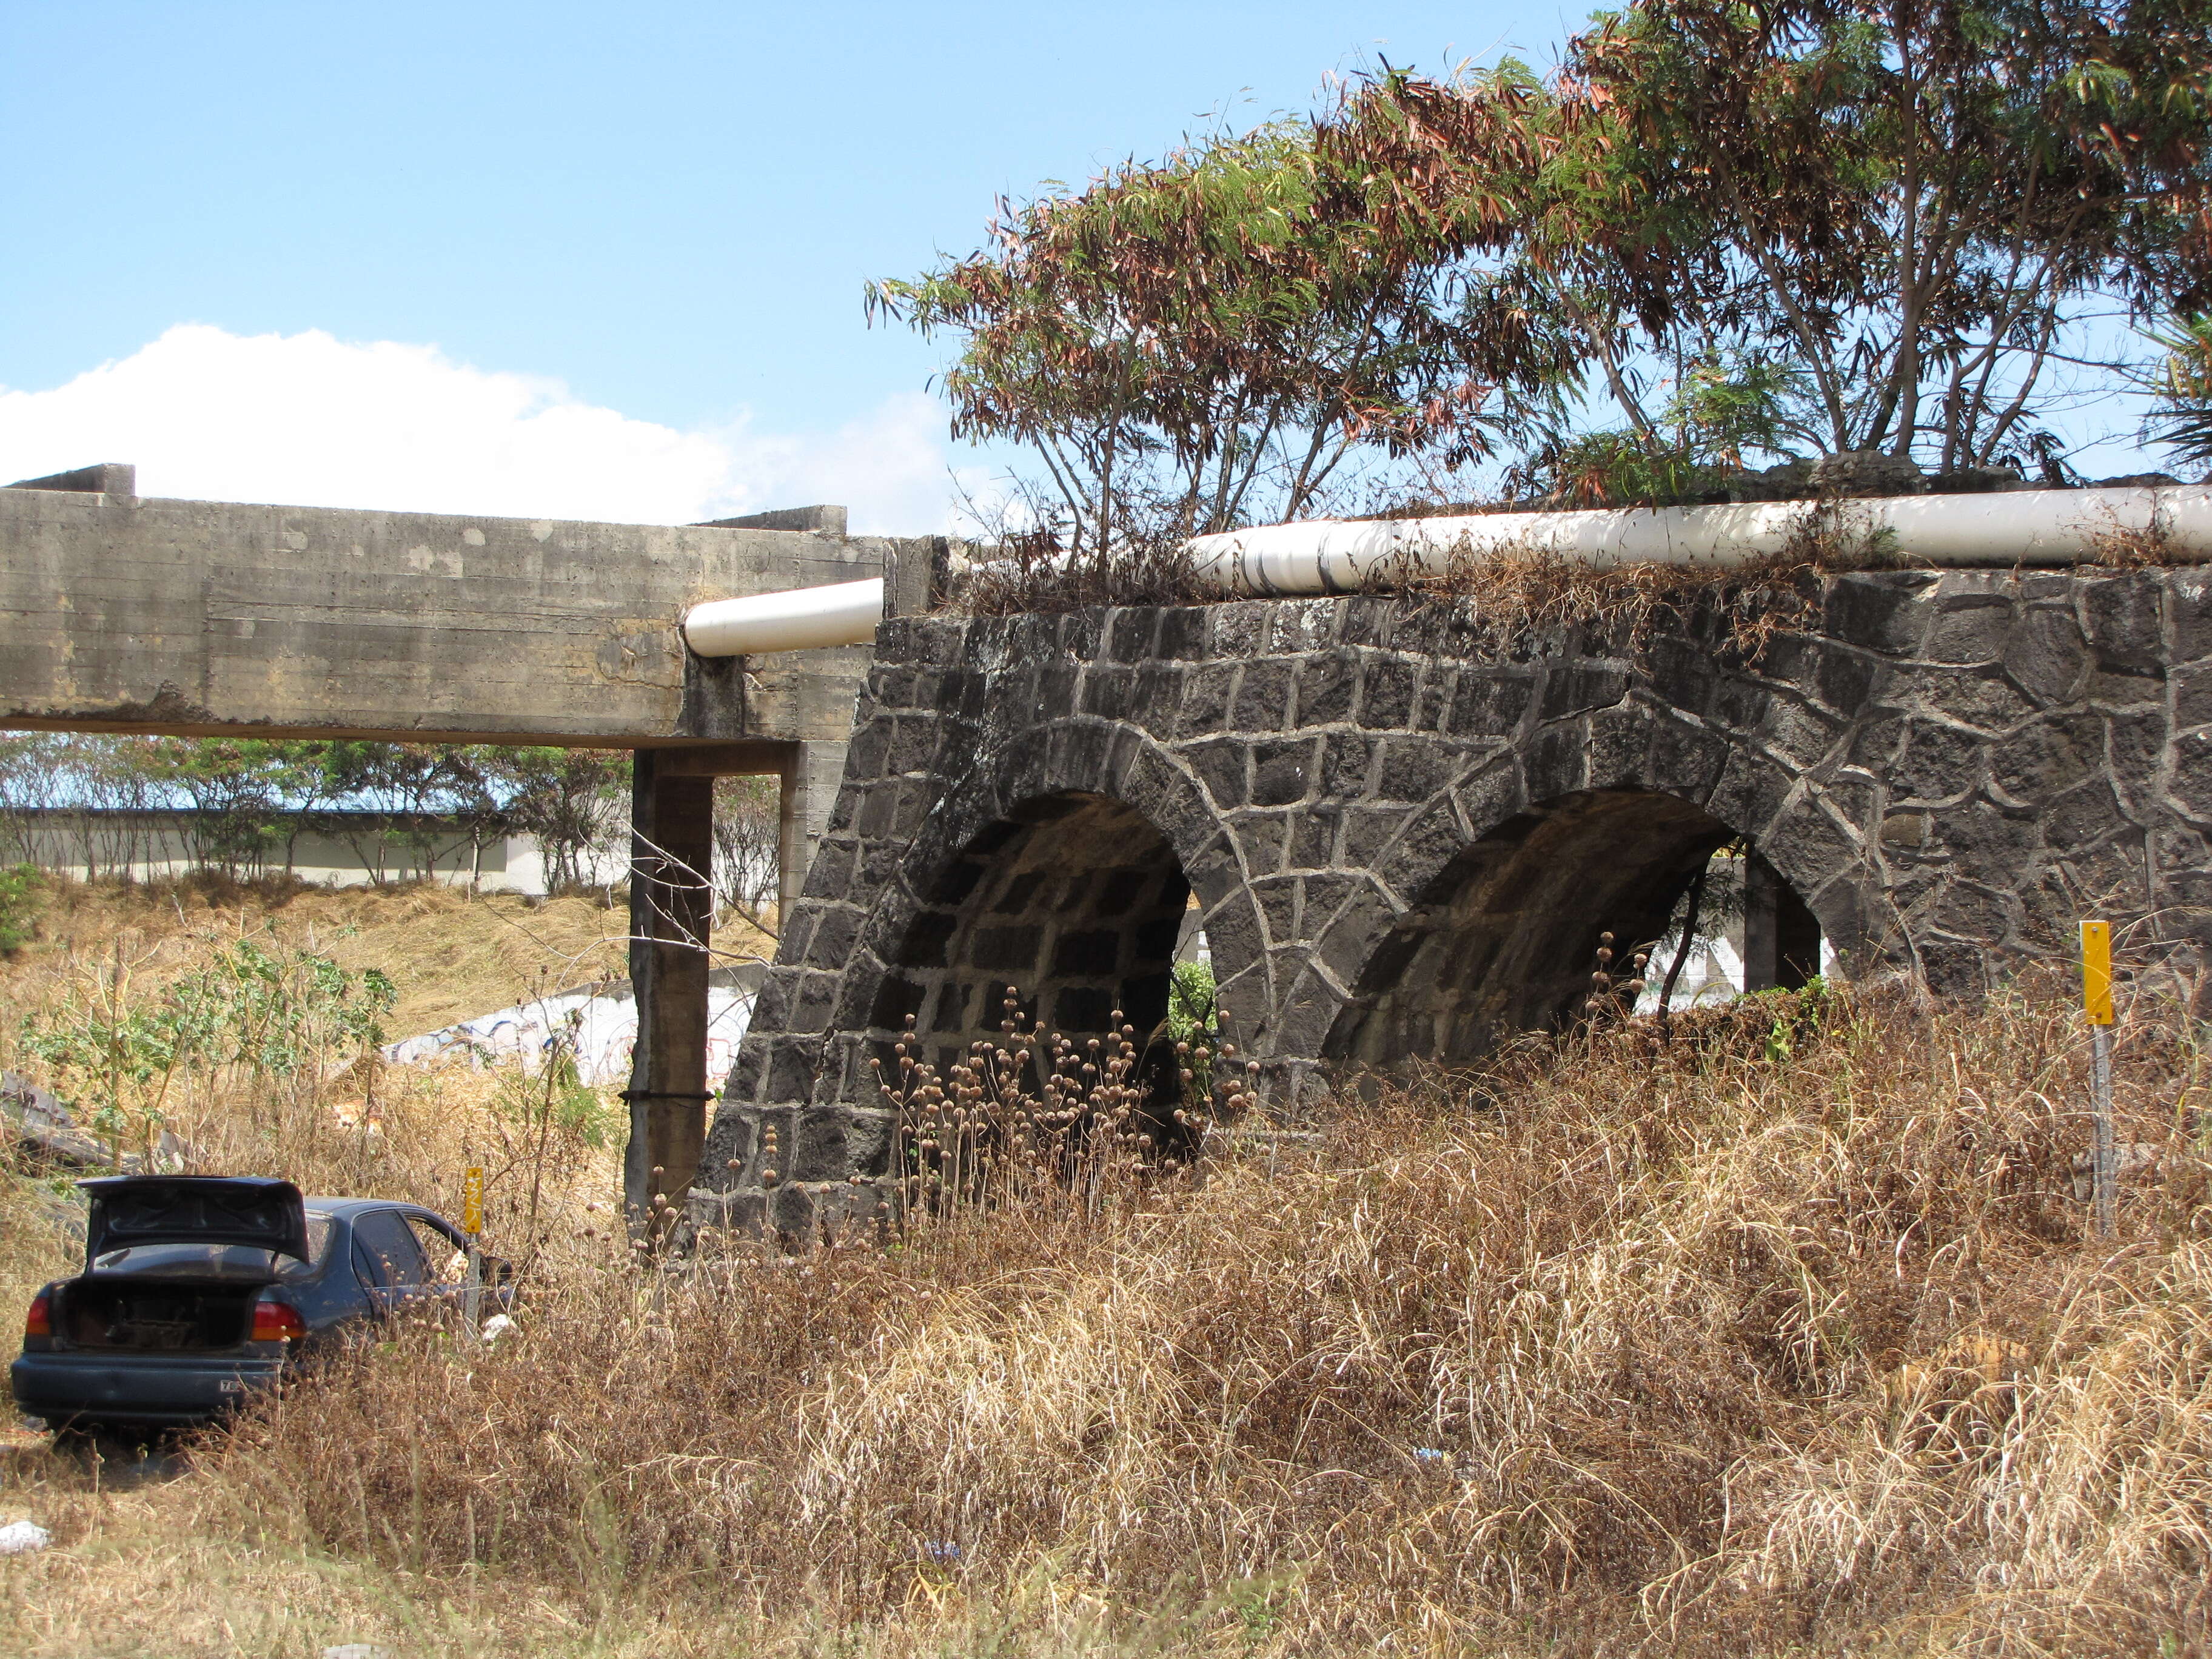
460,1164,484,1337
2091,1023,2117,1238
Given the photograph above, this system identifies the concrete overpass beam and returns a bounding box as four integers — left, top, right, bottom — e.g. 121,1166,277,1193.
0,484,883,746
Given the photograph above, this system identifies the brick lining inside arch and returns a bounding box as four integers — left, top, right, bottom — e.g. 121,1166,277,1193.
870,791,1192,1094
1325,789,1749,1067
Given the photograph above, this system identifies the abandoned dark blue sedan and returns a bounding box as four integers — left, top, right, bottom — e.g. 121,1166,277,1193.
12,1175,500,1434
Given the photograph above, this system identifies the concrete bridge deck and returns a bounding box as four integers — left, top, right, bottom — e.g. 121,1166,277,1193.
0,463,939,748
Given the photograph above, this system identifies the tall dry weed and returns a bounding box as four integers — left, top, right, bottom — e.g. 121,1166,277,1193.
204,972,2212,1655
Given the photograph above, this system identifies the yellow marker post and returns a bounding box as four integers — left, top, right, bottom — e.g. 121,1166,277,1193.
461,1165,485,1335
2081,922,2113,1027
2080,923,2116,1237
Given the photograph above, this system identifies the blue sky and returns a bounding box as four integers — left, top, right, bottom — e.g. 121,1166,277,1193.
0,1,1558,529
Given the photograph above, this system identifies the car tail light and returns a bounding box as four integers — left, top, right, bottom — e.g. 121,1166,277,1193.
249,1296,306,1344
23,1288,52,1341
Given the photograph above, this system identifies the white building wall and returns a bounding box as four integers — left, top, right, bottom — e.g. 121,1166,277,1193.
10,811,554,896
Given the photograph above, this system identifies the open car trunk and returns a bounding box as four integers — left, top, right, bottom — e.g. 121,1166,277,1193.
59,1279,259,1352
52,1178,318,1353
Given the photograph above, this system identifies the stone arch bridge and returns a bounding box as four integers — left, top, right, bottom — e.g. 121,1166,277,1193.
708,566,2212,1233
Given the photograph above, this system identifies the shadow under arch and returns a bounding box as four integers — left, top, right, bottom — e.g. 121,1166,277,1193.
868,789,1195,1110
1324,787,1819,1070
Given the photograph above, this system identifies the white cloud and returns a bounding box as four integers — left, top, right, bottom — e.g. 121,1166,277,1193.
0,323,974,534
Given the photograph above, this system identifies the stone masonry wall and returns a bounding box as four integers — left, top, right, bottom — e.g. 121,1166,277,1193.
703,567,2212,1235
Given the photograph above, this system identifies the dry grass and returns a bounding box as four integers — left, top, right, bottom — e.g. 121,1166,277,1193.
953,497,2200,665
0,874,771,1040
0,1444,1161,1659
2086,506,2195,569
948,502,1909,671
13,973,2196,1656
1368,495,1925,668
5,876,2210,1655
0,1168,81,1338
952,531,1218,617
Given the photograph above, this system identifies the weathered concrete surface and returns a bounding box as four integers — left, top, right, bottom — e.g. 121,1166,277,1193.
0,483,933,746
708,568,2212,1234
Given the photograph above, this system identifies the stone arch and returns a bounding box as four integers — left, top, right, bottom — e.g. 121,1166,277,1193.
1324,789,1734,1065
845,717,1266,1097
1322,756,1889,1072
870,790,1192,1104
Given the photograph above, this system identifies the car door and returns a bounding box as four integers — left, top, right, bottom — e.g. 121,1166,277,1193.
403,1213,473,1310
350,1208,431,1317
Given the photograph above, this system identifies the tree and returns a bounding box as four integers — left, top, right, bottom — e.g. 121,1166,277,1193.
871,97,1567,552
481,748,630,896
0,734,59,866
1,737,643,896
309,742,492,886
62,738,163,879
888,2,2211,534
1339,0,2212,489
2150,312,2212,472
138,739,303,879
711,774,780,930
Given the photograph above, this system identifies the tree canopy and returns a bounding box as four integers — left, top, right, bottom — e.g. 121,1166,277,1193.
880,0,2212,530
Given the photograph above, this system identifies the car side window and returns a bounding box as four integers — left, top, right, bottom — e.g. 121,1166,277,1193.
406,1215,469,1285
352,1210,428,1289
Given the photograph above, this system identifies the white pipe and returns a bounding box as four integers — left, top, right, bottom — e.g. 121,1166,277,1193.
1184,484,2212,595
683,577,883,657
684,485,2212,654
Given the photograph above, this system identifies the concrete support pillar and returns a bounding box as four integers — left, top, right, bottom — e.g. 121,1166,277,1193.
623,751,717,1235
1742,852,1822,992
777,739,847,922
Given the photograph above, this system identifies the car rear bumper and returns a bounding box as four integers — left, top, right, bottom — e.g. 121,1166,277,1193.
10,1350,287,1428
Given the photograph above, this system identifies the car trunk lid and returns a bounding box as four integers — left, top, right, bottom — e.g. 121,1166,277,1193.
79,1176,312,1264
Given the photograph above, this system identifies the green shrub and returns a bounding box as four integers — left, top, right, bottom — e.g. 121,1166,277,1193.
16,933,395,1161
0,862,42,952
1167,958,1216,1041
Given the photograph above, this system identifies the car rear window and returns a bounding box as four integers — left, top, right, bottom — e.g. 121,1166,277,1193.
92,1214,333,1280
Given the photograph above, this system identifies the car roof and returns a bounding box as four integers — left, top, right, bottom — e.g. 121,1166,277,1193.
304,1197,446,1219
